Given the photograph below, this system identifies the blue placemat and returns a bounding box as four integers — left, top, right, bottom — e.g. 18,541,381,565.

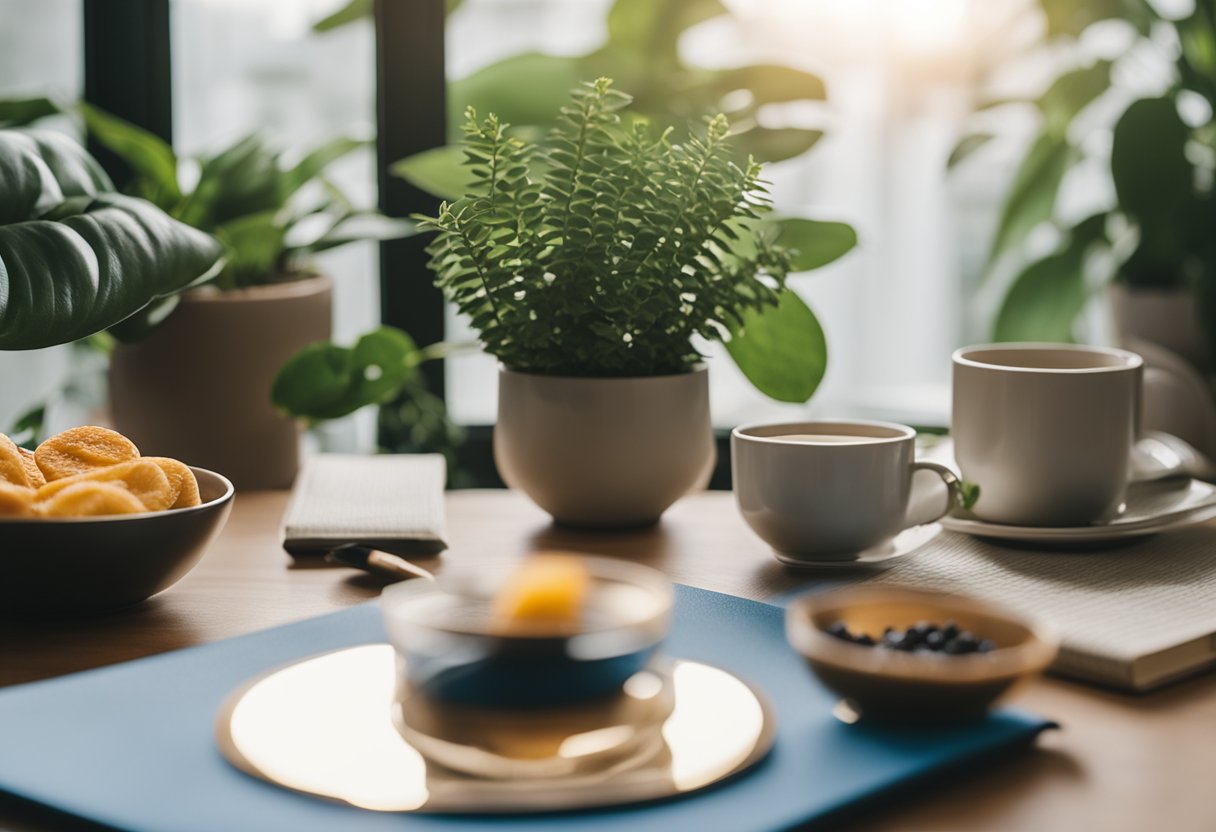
0,586,1051,832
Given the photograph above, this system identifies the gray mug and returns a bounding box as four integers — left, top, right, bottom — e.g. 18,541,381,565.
952,343,1143,527
731,420,961,564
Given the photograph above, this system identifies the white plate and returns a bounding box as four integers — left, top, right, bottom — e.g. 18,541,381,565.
774,523,942,570
941,477,1216,543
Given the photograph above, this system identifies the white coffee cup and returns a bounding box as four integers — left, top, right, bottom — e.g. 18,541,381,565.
731,420,962,563
952,343,1144,527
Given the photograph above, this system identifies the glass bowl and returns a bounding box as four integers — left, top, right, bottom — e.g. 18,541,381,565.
381,556,673,711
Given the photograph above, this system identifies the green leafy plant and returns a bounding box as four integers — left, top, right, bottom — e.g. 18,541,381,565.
423,78,844,394
346,0,828,199
1,101,412,294
954,1,1216,351
0,128,223,350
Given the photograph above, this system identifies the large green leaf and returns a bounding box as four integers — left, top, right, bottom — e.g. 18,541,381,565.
986,129,1076,267
0,96,60,127
1111,96,1193,272
271,326,422,420
391,145,473,201
1042,0,1154,37
283,135,367,199
1039,61,1111,133
726,289,826,403
0,129,223,349
773,218,857,272
993,214,1108,342
77,102,181,205
181,134,283,229
948,133,995,169
449,53,586,135
734,126,823,164
605,0,728,64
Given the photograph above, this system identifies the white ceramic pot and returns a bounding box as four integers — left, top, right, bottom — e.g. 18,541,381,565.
494,367,715,528
1110,283,1209,373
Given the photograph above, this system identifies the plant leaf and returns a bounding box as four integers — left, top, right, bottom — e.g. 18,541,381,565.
993,213,1108,342
948,133,995,169
312,0,372,32
271,326,422,421
985,129,1076,267
0,96,61,127
449,53,586,136
726,289,826,403
733,126,822,163
391,145,473,201
1039,60,1112,133
298,212,415,253
283,135,367,199
1110,96,1192,266
772,218,857,272
76,102,181,204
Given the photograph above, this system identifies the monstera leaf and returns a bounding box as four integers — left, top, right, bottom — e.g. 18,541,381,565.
0,129,224,350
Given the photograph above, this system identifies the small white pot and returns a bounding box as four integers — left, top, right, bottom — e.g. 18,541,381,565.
494,366,715,528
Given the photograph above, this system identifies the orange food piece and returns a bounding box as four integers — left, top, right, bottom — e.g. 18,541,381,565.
492,555,591,629
35,426,140,481
40,481,147,517
144,457,201,508
18,447,46,488
36,460,174,512
0,434,40,488
0,481,37,517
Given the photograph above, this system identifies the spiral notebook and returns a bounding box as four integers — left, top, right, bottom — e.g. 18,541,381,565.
0,586,1051,832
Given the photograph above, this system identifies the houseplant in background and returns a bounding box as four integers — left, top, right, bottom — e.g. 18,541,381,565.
954,0,1216,367
0,127,222,355
277,79,855,526
0,101,413,488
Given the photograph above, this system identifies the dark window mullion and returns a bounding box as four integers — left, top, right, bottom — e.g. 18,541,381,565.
82,0,172,187
374,0,447,399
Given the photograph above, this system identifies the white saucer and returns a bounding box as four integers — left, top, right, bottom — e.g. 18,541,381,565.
774,523,942,570
941,477,1216,543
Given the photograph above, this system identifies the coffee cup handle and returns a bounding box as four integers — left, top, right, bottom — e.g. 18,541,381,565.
910,461,965,524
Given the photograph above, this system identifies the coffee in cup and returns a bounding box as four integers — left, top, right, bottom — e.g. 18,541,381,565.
951,343,1143,527
731,420,962,564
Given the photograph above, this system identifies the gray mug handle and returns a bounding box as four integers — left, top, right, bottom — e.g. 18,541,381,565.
909,460,965,525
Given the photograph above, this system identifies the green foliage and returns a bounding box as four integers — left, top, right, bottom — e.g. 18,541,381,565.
414,79,840,397
271,327,424,421
0,129,224,350
958,1,1216,346
725,289,827,402
272,326,463,474
5,101,413,293
386,0,828,201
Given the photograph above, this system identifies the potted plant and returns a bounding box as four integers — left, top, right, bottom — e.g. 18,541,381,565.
4,104,413,488
954,0,1216,370
393,78,848,526
0,127,222,353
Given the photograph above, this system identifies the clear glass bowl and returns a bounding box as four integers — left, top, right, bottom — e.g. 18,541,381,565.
381,556,673,711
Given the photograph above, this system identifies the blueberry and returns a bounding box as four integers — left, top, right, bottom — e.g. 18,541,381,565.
943,638,969,655
855,633,875,647
977,639,996,654
827,620,852,642
925,631,946,650
942,621,960,640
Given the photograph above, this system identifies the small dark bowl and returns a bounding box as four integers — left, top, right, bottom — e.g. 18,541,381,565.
787,587,1058,723
0,467,234,618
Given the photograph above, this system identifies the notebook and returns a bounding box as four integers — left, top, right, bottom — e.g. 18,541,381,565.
893,439,1216,691
281,453,448,556
867,527,1216,691
0,586,1052,832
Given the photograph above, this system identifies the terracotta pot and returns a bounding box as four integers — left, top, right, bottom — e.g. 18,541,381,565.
109,276,332,490
494,367,715,528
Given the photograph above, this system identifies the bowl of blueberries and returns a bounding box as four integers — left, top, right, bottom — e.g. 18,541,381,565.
786,587,1058,723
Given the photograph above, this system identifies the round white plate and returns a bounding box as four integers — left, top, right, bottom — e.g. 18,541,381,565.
942,478,1216,543
774,523,942,570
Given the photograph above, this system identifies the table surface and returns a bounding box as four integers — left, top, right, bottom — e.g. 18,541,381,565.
2,489,1215,832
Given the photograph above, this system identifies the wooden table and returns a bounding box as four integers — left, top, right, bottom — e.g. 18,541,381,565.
3,490,1215,831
